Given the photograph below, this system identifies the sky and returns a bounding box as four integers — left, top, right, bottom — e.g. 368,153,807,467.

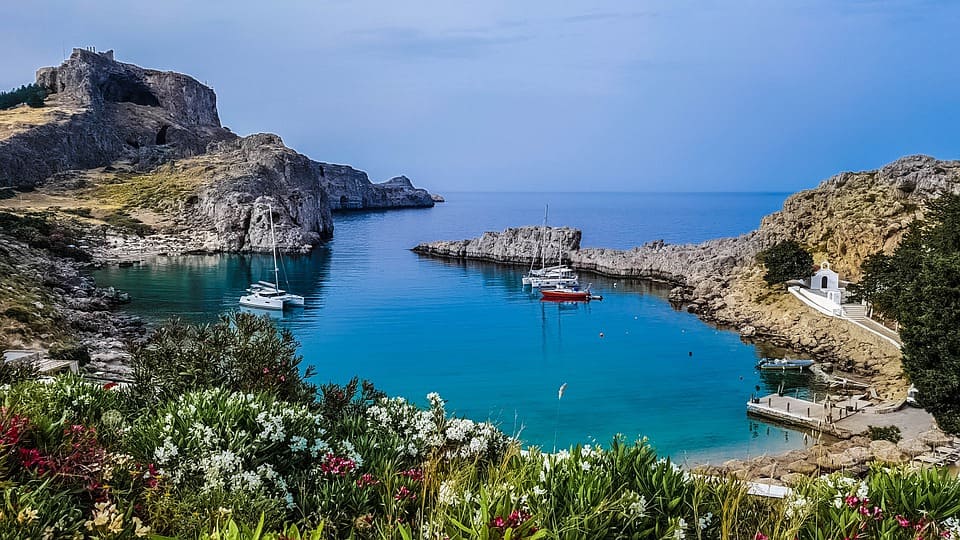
2,1,959,192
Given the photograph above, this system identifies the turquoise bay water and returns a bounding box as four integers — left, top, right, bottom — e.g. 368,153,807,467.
94,192,822,463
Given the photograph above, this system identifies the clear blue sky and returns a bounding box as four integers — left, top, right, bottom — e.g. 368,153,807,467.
3,1,958,192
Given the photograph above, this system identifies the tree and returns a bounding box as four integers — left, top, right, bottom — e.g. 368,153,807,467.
851,193,960,432
756,240,813,285
0,83,47,110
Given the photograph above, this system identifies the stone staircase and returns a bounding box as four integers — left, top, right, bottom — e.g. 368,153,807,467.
842,304,902,347
841,304,868,319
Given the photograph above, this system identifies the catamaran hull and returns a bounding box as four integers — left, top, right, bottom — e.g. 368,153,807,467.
239,295,285,310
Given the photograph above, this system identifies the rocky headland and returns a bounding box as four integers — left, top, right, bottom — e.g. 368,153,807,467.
414,155,960,399
0,48,436,254
0,49,437,374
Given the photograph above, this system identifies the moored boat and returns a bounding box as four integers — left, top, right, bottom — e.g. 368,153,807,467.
238,204,305,311
541,285,593,302
756,358,814,371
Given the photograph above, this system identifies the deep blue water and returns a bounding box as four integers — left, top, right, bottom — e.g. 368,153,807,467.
94,192,824,463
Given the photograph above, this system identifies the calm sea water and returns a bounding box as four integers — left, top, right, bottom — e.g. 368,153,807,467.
94,192,824,463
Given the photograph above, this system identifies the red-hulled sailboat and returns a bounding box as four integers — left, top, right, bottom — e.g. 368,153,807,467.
540,284,599,302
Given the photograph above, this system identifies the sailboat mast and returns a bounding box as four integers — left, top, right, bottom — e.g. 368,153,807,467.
268,204,280,287
531,204,548,273
541,204,549,272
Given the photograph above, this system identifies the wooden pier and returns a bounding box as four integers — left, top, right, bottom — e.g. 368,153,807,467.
747,393,873,438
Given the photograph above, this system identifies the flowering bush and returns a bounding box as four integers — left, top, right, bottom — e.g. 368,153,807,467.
366,392,511,464
130,388,355,504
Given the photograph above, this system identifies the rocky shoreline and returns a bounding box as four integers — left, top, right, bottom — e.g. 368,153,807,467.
410,156,960,474
414,155,960,401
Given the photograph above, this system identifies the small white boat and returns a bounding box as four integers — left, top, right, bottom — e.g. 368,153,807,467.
756,358,814,371
238,205,304,311
522,205,579,289
527,267,580,289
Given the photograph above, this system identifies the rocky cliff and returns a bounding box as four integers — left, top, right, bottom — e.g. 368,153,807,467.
1,49,234,187
324,172,434,210
0,49,435,251
413,155,960,397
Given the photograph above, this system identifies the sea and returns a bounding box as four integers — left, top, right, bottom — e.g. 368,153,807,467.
94,192,826,464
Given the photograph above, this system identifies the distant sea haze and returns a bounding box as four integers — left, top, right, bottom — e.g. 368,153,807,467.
95,192,819,463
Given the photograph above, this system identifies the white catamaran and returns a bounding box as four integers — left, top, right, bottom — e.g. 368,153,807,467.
522,204,579,289
239,204,305,310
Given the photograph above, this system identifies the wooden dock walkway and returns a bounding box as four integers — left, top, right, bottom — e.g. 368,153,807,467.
747,393,873,438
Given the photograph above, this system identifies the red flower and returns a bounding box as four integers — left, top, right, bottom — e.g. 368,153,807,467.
755,533,769,540
356,473,379,488
394,486,416,501
399,468,424,482
896,515,911,527
319,454,356,476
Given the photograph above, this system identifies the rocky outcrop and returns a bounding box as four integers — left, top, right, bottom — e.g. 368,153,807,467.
413,226,580,265
183,134,333,252
1,48,234,187
413,156,960,396
323,171,434,210
0,218,145,381
1,50,435,251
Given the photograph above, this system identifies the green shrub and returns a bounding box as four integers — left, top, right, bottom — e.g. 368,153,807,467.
757,240,814,286
48,340,91,366
130,312,317,406
868,425,902,443
3,305,34,323
0,211,91,261
102,210,154,236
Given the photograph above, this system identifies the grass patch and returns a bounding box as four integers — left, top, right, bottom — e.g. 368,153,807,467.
95,164,207,213
102,210,154,236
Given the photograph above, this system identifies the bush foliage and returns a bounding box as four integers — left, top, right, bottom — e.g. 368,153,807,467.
3,314,960,538
849,193,960,432
757,240,813,286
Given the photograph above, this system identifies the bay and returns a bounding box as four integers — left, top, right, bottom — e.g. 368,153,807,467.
94,191,822,463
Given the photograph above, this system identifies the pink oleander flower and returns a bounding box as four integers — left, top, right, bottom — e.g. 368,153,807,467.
394,486,416,501
896,515,911,527
320,454,356,476
755,533,769,540
356,473,379,488
845,495,859,508
399,468,424,482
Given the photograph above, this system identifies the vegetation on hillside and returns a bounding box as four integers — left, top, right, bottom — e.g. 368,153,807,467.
756,240,813,286
850,193,960,432
2,312,960,539
0,83,47,110
94,164,208,214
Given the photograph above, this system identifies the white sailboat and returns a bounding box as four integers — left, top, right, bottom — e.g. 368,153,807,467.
239,204,305,310
524,207,579,289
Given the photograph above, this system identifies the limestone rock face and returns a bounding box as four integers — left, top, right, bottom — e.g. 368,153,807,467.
0,48,234,187
172,134,333,252
413,227,581,265
758,155,960,279
1,50,435,251
37,48,221,126
323,170,434,210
